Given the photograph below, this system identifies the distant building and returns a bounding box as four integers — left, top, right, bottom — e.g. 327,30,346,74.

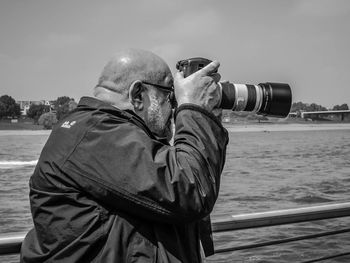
301,110,350,122
222,116,230,123
16,100,55,116
288,112,298,118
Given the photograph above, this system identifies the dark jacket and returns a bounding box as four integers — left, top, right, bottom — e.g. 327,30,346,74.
20,97,228,263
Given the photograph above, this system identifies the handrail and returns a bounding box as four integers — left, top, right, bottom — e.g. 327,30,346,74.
212,202,350,232
0,232,26,255
1,202,350,257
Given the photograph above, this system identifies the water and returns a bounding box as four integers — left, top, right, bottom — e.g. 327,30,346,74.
209,127,350,262
0,126,350,262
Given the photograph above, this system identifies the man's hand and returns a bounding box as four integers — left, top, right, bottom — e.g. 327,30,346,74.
174,61,222,113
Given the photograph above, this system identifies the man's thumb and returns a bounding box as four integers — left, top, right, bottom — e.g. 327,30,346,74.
196,60,220,77
174,70,185,84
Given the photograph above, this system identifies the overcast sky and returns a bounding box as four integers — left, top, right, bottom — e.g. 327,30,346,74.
0,0,349,108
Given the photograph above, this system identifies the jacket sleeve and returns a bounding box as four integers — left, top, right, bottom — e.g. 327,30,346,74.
63,104,229,224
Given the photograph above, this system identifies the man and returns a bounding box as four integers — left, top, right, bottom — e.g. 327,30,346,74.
21,49,228,262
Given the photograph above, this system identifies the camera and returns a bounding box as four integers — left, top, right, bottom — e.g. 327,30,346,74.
176,57,292,118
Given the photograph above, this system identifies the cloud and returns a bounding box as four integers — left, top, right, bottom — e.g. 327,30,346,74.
0,53,11,66
41,33,84,49
0,53,9,59
294,0,350,17
151,43,184,67
153,8,221,41
7,55,51,74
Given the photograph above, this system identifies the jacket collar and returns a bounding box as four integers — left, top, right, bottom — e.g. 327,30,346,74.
77,97,156,139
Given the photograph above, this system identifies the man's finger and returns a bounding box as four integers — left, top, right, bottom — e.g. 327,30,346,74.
211,72,221,83
195,60,220,77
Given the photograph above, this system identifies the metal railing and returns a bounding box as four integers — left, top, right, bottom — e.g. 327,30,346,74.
212,202,350,232
211,202,350,262
1,202,350,261
0,232,26,255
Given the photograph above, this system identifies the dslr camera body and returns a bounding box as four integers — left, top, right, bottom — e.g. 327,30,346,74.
176,57,292,118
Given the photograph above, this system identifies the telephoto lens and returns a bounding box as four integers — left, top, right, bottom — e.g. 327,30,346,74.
176,57,292,118
219,82,292,117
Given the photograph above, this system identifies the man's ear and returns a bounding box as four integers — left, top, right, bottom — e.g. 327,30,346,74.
129,80,144,111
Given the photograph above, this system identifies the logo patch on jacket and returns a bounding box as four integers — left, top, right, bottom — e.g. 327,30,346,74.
61,121,76,129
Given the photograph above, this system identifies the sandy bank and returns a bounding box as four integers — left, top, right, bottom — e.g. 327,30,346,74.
0,130,51,136
224,123,350,132
1,123,349,136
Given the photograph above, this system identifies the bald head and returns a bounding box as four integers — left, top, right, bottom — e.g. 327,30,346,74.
95,49,173,101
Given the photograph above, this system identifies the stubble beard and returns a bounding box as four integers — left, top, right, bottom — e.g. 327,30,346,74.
147,94,173,142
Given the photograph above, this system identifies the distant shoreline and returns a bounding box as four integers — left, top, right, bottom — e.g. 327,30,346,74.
0,121,44,131
1,122,349,136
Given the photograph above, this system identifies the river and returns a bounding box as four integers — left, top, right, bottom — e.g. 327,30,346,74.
0,124,349,262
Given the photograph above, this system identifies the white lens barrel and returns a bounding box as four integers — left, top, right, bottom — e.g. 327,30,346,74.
231,84,263,112
232,84,249,111
253,85,263,112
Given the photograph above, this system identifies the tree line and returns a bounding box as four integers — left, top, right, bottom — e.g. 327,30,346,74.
0,95,77,128
291,102,349,113
1,94,349,125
